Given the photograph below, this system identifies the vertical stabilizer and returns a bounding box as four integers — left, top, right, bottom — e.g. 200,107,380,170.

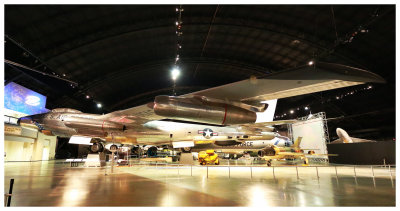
293,137,302,148
336,128,353,143
255,99,278,123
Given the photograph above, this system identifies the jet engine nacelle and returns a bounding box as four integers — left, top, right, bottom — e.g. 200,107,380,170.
153,95,257,125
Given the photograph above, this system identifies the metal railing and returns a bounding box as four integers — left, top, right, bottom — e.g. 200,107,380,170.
57,157,395,189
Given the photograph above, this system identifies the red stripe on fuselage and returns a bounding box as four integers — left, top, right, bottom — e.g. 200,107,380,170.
221,104,228,125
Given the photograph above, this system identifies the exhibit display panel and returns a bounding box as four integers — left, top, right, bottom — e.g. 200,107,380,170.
291,113,329,159
4,82,49,115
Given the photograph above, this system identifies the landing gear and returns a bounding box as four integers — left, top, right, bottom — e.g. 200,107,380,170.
303,157,309,165
147,146,158,157
267,160,272,167
90,142,104,153
131,146,141,156
181,147,192,153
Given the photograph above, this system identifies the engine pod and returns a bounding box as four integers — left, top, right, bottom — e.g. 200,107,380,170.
153,95,257,125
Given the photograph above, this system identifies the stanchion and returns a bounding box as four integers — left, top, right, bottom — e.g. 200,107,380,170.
207,165,209,179
111,152,115,174
389,165,394,188
371,165,376,188
272,166,275,180
316,166,319,179
250,166,252,179
6,179,14,207
354,166,358,185
178,164,180,176
229,166,231,179
335,166,339,184
296,166,299,179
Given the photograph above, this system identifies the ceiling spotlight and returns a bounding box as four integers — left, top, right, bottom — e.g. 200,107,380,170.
97,103,102,108
171,68,180,81
86,95,90,99
368,85,372,89
62,74,66,77
304,106,309,110
308,60,314,66
176,21,179,25
290,110,294,114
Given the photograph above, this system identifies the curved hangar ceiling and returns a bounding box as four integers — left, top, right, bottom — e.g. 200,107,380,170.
4,5,395,140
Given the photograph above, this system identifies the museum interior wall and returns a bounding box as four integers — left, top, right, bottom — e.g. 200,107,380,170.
4,124,57,161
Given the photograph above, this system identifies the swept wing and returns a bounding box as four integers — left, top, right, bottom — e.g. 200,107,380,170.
104,62,385,122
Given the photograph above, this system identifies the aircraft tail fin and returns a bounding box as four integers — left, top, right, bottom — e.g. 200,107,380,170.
293,137,302,148
255,99,278,123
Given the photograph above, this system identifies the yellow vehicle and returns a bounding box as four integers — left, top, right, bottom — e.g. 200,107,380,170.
198,150,220,165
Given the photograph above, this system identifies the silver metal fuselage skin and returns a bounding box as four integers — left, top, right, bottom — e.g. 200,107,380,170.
19,110,278,146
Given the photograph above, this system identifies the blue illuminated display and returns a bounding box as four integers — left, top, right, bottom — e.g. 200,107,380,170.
4,82,49,115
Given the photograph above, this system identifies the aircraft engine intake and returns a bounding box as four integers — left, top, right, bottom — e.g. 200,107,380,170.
258,146,276,157
153,95,257,125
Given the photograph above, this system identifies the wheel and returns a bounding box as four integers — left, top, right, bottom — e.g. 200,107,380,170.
181,147,192,153
146,146,158,157
90,142,104,153
267,160,272,167
131,146,140,155
110,144,118,151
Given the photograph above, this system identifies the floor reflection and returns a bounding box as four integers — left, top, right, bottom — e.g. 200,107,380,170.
4,161,396,206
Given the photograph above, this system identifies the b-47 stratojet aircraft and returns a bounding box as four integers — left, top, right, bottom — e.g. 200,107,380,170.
18,62,385,155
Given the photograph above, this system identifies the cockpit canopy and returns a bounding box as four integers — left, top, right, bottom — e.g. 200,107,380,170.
51,108,82,113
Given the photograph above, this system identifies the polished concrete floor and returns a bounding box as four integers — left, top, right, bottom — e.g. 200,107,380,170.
4,161,396,206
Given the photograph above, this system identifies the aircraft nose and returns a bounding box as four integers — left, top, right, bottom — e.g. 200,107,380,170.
18,116,33,126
